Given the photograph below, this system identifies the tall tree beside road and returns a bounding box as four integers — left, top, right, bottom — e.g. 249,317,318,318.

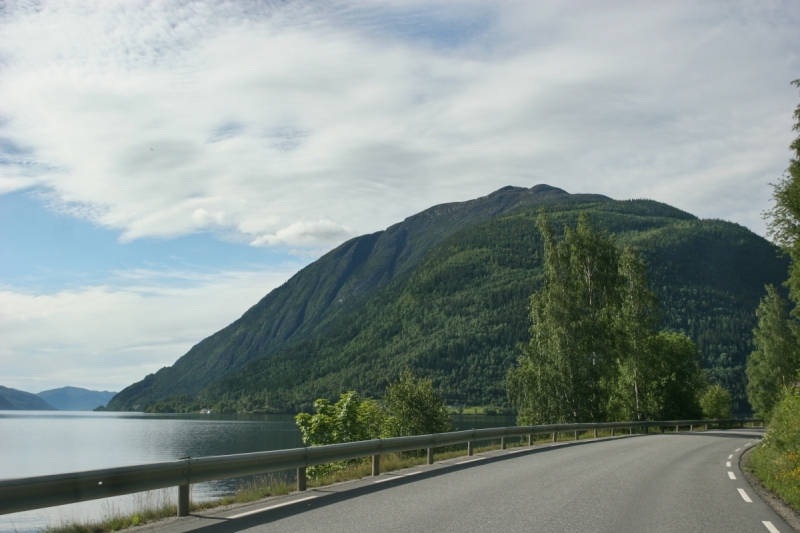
747,286,800,419
748,80,800,416
508,212,704,424
765,79,800,311
615,247,661,420
508,212,621,424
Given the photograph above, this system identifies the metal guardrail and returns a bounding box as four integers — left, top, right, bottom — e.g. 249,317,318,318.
0,418,762,516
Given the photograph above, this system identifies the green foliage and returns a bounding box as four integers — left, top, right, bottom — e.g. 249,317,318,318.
765,80,800,314
295,392,384,446
644,332,704,420
751,386,800,511
509,214,704,424
294,391,384,478
700,384,732,419
382,369,453,438
508,212,623,424
746,286,800,418
295,372,450,473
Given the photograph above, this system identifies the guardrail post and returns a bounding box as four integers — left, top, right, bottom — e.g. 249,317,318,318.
427,447,434,465
675,425,679,433
468,441,474,456
528,434,533,446
552,432,557,443
297,467,306,491
705,423,708,431
594,429,598,439
177,484,190,517
574,430,578,441
372,454,380,476
611,428,615,436
645,424,649,434
501,437,507,450
690,424,693,432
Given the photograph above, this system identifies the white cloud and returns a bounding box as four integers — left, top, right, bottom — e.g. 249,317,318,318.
0,267,296,393
0,0,796,247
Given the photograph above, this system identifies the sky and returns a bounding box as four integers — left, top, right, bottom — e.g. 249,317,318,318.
1,0,799,394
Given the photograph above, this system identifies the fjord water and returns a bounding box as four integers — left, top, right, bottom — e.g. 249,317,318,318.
0,411,514,533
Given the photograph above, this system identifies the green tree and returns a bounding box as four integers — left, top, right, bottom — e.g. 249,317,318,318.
647,332,704,420
382,369,453,437
614,247,661,420
508,212,623,424
765,80,800,312
700,384,732,419
747,286,800,418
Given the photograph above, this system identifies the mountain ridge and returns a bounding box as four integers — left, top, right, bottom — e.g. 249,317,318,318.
37,386,117,411
0,386,57,410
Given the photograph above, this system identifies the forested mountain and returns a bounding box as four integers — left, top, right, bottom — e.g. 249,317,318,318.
0,386,57,410
107,185,787,415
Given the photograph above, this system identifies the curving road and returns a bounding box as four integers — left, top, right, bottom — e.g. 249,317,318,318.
160,428,791,533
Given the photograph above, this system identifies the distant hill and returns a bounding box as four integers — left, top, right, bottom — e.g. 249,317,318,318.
37,387,117,411
0,386,57,410
107,185,787,415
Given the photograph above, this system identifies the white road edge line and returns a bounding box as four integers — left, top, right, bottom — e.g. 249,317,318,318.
456,457,487,465
229,496,318,519
728,471,736,480
735,448,741,452
738,488,753,503
729,454,733,459
373,471,422,484
763,520,781,533
726,461,731,467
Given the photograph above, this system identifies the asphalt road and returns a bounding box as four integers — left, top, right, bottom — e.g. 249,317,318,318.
157,428,792,533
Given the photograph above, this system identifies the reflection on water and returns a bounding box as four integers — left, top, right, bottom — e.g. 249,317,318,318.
0,411,516,532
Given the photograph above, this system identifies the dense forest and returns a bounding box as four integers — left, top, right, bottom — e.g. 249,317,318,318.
108,187,786,415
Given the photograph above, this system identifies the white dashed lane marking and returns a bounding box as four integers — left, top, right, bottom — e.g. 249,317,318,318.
229,496,318,519
735,448,741,452
728,471,736,480
763,521,781,532
738,488,753,503
728,454,733,459
726,461,731,467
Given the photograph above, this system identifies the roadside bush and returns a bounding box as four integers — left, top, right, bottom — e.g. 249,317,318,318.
295,392,384,478
751,386,800,510
295,370,454,471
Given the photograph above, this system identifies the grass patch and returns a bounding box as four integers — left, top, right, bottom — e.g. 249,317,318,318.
42,491,176,533
750,391,800,512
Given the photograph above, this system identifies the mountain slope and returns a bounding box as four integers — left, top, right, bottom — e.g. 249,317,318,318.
109,186,787,415
37,387,117,411
0,386,57,410
108,185,607,409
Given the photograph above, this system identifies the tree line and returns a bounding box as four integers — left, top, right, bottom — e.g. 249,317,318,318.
746,79,800,511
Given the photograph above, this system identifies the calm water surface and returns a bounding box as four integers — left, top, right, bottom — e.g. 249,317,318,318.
0,411,514,532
